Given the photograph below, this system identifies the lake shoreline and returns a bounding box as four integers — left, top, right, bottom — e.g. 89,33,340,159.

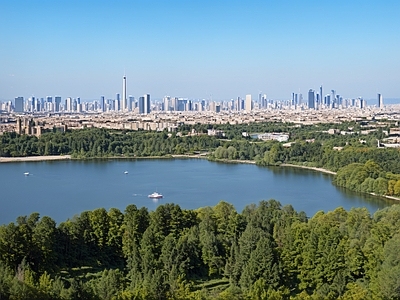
2,154,399,203
0,155,72,163
280,163,337,175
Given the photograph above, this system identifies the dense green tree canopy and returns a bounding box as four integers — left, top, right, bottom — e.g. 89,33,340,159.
0,201,400,299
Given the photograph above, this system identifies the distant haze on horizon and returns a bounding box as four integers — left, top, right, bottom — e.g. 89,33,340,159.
1,0,399,101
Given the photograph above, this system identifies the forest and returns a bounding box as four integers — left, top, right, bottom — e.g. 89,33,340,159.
1,201,400,299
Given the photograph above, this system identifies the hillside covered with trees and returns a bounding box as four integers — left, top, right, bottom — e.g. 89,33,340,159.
1,201,400,299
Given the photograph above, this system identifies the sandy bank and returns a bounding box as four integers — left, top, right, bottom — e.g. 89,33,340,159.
0,155,71,163
280,163,337,175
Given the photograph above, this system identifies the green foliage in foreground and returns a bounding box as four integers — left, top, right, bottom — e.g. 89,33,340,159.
1,200,400,299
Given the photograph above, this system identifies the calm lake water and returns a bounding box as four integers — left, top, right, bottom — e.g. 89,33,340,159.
0,158,397,224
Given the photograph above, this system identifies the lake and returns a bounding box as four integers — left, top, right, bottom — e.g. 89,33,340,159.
0,158,396,224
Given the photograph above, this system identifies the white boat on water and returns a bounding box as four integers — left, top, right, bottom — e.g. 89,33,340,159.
148,192,163,199
124,171,128,174
24,172,30,176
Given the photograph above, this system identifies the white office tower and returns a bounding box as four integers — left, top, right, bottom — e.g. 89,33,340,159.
378,93,383,108
173,97,178,111
245,94,252,112
122,75,127,111
163,96,170,111
66,97,73,112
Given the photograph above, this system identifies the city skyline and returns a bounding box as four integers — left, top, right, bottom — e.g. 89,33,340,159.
3,80,385,114
3,77,389,105
1,0,399,101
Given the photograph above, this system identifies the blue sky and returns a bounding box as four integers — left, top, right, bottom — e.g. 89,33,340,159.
1,0,399,101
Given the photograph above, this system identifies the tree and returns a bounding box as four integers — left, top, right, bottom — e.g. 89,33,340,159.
240,235,280,291
107,208,124,266
32,216,57,273
93,269,124,300
377,234,400,299
373,177,388,196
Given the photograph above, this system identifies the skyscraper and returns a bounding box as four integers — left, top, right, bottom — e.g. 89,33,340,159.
122,75,127,111
46,96,53,112
54,96,61,112
319,86,323,106
138,96,145,114
115,93,120,111
331,90,336,106
14,97,24,113
163,96,170,111
378,93,383,108
128,95,134,111
144,94,151,114
14,97,24,112
100,96,105,112
66,97,73,112
236,97,241,111
308,89,315,109
245,94,252,112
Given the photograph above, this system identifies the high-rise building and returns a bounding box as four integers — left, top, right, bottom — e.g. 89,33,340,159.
163,96,170,111
262,94,267,108
378,93,383,108
319,86,323,106
144,94,151,114
115,93,120,111
236,97,241,111
245,94,252,112
100,96,105,112
66,97,73,112
45,96,53,112
54,96,61,112
308,89,315,109
325,95,331,107
172,97,178,111
128,95,134,111
138,96,145,114
201,100,205,111
28,97,35,112
122,75,127,111
14,97,24,113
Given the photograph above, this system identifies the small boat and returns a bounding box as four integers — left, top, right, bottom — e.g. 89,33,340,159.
24,172,30,176
124,171,128,174
148,192,163,199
